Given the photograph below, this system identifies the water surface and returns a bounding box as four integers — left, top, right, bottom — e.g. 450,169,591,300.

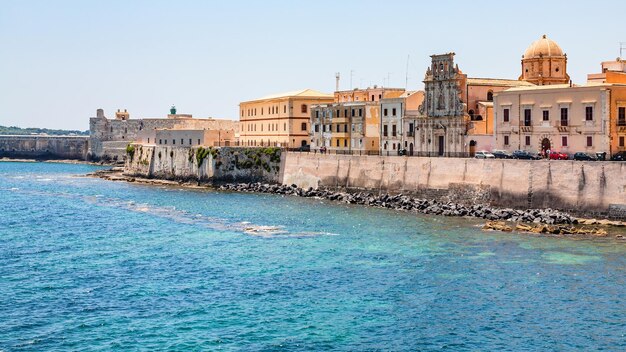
0,162,624,351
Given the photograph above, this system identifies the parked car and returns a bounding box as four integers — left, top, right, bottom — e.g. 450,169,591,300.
610,151,626,161
573,152,597,161
492,150,513,159
297,145,311,152
549,151,569,160
475,151,495,159
512,150,540,160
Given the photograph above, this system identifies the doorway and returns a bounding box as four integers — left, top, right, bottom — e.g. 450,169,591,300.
438,136,445,156
469,140,477,157
541,138,551,155
409,143,414,156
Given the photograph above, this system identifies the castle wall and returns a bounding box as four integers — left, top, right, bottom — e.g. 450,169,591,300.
0,135,89,160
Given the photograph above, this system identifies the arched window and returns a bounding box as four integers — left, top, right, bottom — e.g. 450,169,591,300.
487,91,494,101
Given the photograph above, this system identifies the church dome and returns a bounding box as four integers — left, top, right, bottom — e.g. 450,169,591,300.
523,35,564,58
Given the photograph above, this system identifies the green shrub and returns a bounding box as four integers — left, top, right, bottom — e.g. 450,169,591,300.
126,144,136,160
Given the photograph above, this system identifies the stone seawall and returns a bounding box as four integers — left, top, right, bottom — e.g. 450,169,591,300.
0,135,89,160
124,145,281,184
280,153,626,220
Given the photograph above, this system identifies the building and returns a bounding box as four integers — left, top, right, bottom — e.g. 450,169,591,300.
310,87,405,154
494,43,626,157
150,129,236,147
239,89,333,148
401,91,425,155
89,109,238,161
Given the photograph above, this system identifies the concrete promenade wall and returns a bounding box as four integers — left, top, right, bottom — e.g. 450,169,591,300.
280,153,626,219
0,135,89,160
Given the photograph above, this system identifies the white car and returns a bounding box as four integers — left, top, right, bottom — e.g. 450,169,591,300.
475,151,495,159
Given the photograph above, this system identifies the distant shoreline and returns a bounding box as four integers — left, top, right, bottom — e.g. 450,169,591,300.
0,157,116,166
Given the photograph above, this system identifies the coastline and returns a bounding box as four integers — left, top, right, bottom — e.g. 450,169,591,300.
87,168,626,239
0,157,117,166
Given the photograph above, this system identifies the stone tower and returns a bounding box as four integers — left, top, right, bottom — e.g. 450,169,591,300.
519,35,570,85
421,53,466,118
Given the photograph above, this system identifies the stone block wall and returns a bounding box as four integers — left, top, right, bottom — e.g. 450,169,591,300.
124,145,281,184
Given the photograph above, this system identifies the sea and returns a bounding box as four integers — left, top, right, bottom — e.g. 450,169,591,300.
0,161,624,351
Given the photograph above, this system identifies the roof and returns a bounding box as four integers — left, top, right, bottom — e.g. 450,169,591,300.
524,34,565,58
501,83,626,93
243,89,333,102
467,78,535,87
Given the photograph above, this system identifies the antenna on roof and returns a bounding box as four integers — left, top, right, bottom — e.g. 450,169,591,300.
405,54,410,89
350,70,355,89
620,42,625,59
335,72,340,92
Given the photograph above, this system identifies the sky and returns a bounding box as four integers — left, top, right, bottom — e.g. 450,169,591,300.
1,0,625,130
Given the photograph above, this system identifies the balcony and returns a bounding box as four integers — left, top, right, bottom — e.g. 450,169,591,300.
407,131,415,137
557,126,569,132
520,126,533,132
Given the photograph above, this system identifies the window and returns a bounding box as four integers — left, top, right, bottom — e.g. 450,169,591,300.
344,124,348,132
620,136,625,147
147,138,150,143
181,139,184,145
301,104,307,113
284,106,287,113
359,108,363,117
525,136,531,146
241,110,244,117
503,108,509,122
110,126,113,133
487,91,494,101
371,95,375,101
543,110,549,121
384,108,388,116
159,139,162,144
164,139,167,145
392,125,397,137
337,124,341,132
336,140,339,147
562,136,568,147
284,123,286,131
585,106,593,121
587,136,593,147
619,107,626,125
261,108,264,115
392,108,397,116
351,109,355,117
344,139,347,147
560,108,568,126
301,122,307,131
524,109,532,126
383,125,388,137
198,139,200,145
189,139,192,145
315,125,319,132
504,135,509,146
172,139,175,145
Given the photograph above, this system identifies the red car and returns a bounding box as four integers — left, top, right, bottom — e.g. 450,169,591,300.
549,151,568,160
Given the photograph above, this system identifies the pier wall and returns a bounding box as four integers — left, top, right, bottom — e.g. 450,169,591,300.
280,153,626,219
0,135,89,160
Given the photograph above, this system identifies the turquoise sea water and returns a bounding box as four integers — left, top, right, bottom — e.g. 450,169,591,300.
0,162,624,351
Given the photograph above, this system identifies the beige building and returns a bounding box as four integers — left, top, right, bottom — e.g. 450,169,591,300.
137,129,235,147
239,89,333,148
519,35,570,86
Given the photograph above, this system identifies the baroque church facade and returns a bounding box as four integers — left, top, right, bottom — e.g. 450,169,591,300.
414,53,469,156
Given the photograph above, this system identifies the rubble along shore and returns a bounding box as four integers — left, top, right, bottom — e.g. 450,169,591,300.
88,169,625,236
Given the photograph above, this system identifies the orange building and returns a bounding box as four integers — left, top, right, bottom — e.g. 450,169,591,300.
239,89,333,148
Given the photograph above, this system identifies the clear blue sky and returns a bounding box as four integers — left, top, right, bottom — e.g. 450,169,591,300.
1,0,625,130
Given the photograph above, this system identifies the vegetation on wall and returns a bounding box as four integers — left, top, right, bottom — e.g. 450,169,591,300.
195,146,218,166
126,144,135,160
0,125,89,136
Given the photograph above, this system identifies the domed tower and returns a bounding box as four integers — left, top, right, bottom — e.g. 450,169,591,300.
519,35,570,85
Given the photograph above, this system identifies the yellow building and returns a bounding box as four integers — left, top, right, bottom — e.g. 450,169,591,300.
239,89,333,148
588,59,626,154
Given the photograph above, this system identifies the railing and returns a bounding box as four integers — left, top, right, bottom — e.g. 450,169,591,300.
287,148,472,158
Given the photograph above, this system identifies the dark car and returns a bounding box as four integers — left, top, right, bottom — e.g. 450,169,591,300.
611,151,626,161
492,150,513,159
297,145,311,152
512,150,540,160
573,152,597,161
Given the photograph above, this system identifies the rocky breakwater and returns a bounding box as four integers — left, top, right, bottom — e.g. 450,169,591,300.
218,182,578,225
